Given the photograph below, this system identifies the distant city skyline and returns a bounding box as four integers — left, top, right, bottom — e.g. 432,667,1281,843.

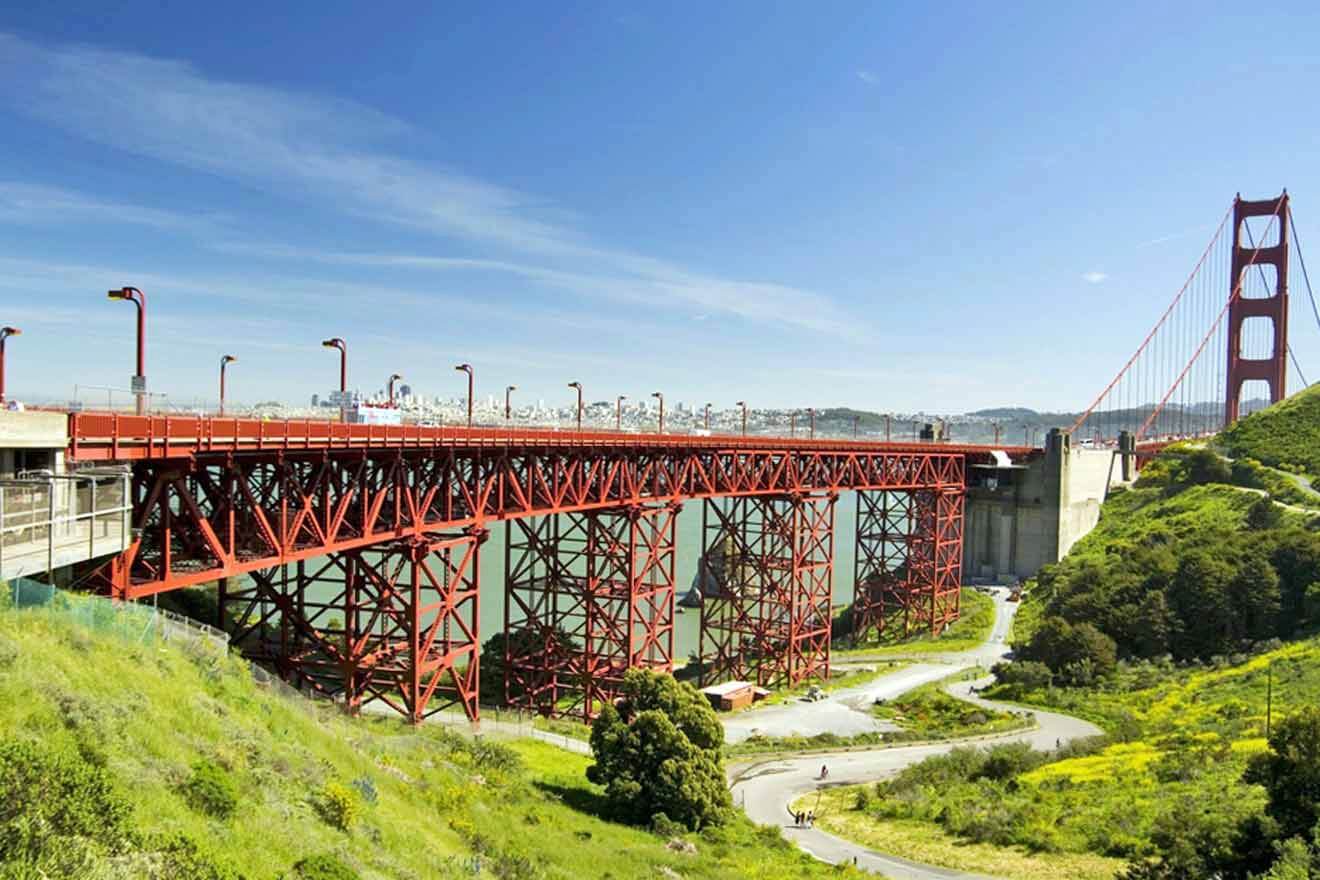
2,5,1319,411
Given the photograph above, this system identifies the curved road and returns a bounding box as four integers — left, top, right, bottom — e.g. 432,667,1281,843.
727,589,1102,879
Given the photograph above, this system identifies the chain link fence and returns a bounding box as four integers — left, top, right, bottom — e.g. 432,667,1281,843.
1,578,229,658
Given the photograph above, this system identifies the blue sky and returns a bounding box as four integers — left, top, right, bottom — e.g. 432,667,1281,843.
1,2,1319,412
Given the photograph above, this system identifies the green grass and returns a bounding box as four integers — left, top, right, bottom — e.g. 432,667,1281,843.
835,587,996,657
1220,382,1320,481
870,672,1027,741
798,794,1125,880
726,669,1029,758
0,601,866,880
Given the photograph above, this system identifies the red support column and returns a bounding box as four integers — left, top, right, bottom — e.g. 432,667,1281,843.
852,484,965,642
221,530,484,723
1225,193,1289,424
697,492,835,689
504,503,678,721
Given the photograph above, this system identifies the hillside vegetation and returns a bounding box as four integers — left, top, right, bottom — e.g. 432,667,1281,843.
0,593,859,880
1221,382,1320,480
812,390,1320,880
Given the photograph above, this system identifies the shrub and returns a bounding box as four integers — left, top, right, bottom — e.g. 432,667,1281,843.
349,775,378,806
315,780,363,832
991,660,1053,693
181,759,239,820
151,833,245,880
586,669,731,830
0,739,131,859
290,853,361,880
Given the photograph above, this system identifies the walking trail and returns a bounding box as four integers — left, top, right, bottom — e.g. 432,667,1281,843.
725,589,1101,879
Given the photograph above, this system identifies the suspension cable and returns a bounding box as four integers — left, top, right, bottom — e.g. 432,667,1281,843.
1066,203,1234,435
1290,211,1320,337
1138,198,1284,437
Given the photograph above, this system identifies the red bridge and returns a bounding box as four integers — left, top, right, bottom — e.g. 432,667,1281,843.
71,415,1005,721
18,191,1313,725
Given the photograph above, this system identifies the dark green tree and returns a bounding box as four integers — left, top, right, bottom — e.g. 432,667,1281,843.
585,669,730,830
1246,495,1284,531
1227,545,1281,643
1244,706,1320,843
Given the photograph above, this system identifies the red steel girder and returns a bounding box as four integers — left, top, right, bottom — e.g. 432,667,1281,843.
503,503,678,721
95,447,967,600
697,492,836,689
217,530,483,723
852,485,965,642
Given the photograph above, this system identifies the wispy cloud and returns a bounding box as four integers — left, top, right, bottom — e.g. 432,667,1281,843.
0,31,865,339
856,70,880,85
0,181,224,231
1081,271,1108,284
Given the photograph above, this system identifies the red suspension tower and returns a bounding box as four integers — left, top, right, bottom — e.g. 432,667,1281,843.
1226,192,1289,424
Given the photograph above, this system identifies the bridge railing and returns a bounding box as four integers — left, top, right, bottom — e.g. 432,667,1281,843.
0,469,132,581
67,411,1032,461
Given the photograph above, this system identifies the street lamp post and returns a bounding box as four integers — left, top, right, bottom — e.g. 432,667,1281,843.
808,407,815,440
790,411,796,438
454,364,474,427
107,287,147,415
0,326,20,406
651,391,664,434
616,395,627,430
885,413,891,442
388,373,403,407
853,414,860,438
704,403,712,431
736,400,747,436
568,382,583,430
219,355,237,416
505,385,517,421
321,337,347,420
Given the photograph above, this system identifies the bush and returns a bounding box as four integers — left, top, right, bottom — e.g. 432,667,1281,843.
991,660,1053,693
586,669,730,830
181,759,239,820
290,853,361,880
0,739,131,859
315,780,363,832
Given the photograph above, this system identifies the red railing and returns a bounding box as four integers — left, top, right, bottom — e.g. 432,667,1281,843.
67,411,1032,462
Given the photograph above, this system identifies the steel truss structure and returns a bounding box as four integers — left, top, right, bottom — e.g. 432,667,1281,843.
68,417,975,724
217,530,482,723
852,486,965,642
697,492,836,689
503,503,678,721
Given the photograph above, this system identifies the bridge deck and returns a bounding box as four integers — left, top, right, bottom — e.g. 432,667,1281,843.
65,412,1031,461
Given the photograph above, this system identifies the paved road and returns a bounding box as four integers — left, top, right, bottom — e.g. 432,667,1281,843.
723,588,1015,744
728,591,1102,880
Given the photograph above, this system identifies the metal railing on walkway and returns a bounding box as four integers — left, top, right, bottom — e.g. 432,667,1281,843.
0,468,131,580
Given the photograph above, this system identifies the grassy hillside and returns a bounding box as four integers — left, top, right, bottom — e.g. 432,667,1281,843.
835,586,996,657
808,390,1320,878
811,633,1320,879
1221,383,1320,480
0,595,860,880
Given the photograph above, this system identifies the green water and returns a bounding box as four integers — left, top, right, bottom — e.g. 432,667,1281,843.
228,497,865,660
474,499,862,659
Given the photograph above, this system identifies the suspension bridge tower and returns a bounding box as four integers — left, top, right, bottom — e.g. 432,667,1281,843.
1225,192,1289,424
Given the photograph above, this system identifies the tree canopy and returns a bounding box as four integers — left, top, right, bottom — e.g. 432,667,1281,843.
585,669,730,830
